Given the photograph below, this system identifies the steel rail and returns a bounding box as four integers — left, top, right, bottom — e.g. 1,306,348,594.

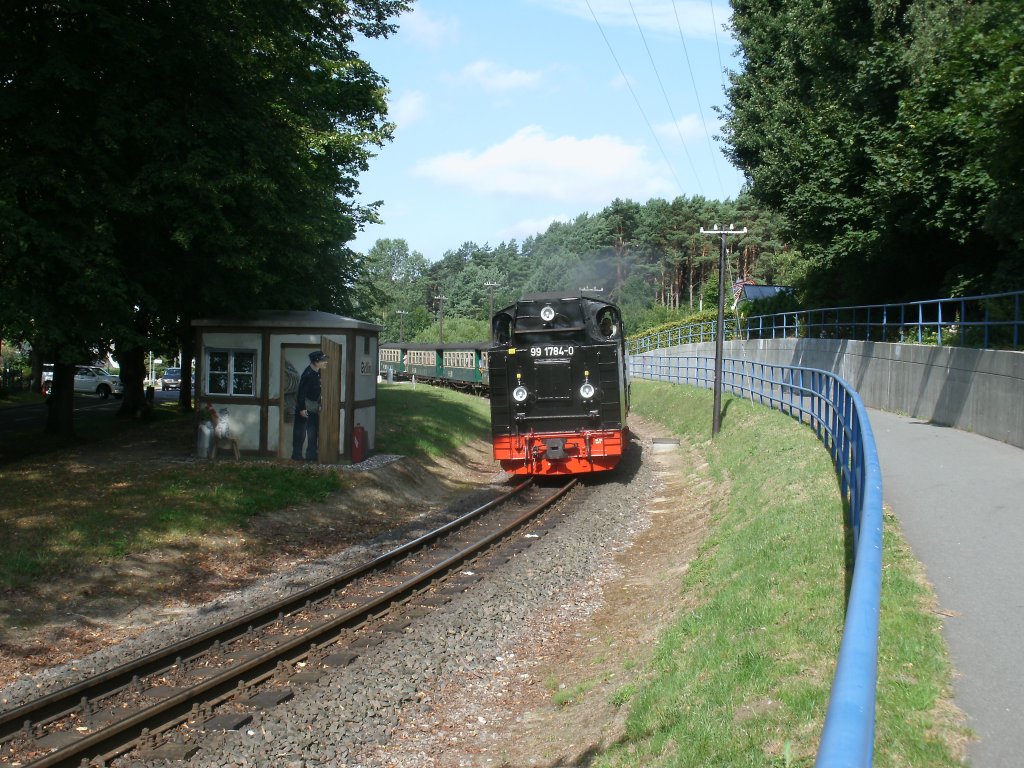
0,479,532,741
18,478,576,768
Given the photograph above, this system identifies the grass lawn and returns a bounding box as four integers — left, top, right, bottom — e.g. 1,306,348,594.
375,382,491,458
0,400,191,466
0,390,43,409
0,384,491,591
1,445,347,590
599,381,967,767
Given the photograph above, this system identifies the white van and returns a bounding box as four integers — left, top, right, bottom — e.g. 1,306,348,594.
43,364,123,398
74,366,123,399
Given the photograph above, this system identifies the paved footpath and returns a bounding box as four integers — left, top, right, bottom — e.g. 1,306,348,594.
868,409,1024,767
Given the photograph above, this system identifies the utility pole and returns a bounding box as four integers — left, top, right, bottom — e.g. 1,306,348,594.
396,310,408,343
484,282,499,343
699,224,747,437
434,295,447,343
484,282,499,317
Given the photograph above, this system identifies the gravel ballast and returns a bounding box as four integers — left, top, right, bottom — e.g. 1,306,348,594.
3,433,665,768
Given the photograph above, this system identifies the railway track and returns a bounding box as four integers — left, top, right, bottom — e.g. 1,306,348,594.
0,478,577,768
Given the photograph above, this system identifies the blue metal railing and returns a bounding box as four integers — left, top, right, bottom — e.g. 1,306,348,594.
628,289,1024,355
631,354,883,767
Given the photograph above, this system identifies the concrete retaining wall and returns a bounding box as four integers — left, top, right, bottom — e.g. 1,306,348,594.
648,339,1024,448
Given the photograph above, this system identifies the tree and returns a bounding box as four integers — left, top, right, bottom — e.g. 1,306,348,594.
355,195,793,340
599,198,643,295
889,0,1024,290
411,316,488,344
722,0,1023,306
0,0,409,434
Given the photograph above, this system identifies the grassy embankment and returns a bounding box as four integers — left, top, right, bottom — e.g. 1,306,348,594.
374,382,491,459
0,384,489,590
594,381,967,767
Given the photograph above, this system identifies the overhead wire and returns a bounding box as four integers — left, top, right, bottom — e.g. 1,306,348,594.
708,0,729,96
583,0,687,198
706,0,746,191
586,1,743,200
627,0,706,197
669,0,726,198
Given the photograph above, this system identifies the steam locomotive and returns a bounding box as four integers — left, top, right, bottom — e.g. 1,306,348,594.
488,292,630,476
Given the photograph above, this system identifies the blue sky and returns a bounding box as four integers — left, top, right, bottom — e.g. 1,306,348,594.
351,0,745,260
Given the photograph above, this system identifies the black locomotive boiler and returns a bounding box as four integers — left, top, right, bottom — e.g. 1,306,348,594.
488,292,630,476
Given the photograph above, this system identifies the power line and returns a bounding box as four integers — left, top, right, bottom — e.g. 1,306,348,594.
627,0,704,197
670,0,725,198
707,0,729,95
706,0,746,192
584,0,687,198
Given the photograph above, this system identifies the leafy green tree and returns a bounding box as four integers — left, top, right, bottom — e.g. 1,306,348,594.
363,238,434,340
636,198,685,308
1,0,408,433
889,0,1024,291
363,239,416,318
599,198,642,294
361,198,791,342
410,316,487,344
722,0,1022,306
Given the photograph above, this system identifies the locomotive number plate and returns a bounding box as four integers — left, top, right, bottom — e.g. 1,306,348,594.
530,345,575,357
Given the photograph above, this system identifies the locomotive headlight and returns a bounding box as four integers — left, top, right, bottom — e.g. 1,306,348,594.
512,385,530,403
579,382,596,399
540,305,555,323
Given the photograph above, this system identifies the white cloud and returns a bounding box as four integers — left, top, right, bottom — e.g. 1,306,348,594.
399,6,458,48
460,60,544,92
610,72,635,90
413,126,676,203
655,113,704,143
389,91,426,127
532,0,726,40
498,213,573,243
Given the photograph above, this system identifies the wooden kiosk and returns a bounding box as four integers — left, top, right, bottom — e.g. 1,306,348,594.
192,311,380,462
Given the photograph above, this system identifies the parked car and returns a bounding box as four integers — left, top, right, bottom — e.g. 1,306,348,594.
74,366,123,399
161,367,182,391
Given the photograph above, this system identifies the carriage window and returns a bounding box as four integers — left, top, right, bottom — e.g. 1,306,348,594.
443,350,474,368
407,350,435,366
